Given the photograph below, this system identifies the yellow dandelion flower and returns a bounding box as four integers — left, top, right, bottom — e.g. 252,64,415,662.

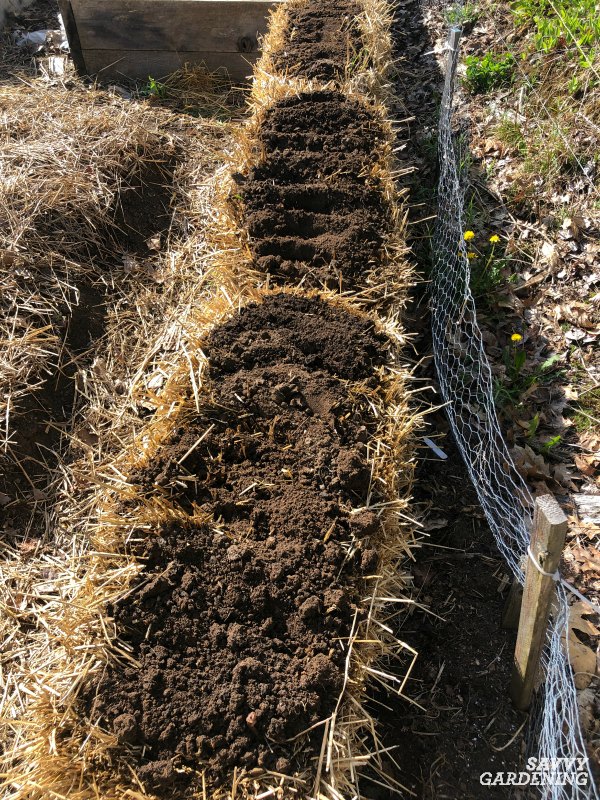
489,234,500,243
511,333,523,343
467,251,477,259
464,230,475,241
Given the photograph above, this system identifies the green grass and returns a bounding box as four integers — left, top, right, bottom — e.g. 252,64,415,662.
495,117,527,156
571,387,600,432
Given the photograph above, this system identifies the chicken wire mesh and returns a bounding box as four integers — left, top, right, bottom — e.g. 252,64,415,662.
430,23,598,798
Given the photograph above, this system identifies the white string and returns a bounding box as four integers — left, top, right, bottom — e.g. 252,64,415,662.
527,546,600,615
526,545,560,580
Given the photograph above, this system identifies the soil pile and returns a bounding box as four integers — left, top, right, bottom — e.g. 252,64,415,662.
90,293,389,792
240,91,390,290
275,0,363,81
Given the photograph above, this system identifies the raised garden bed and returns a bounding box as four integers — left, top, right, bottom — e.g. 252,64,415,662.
59,0,281,81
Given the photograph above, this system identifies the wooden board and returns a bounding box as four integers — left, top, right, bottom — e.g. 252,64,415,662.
82,48,259,81
71,0,278,53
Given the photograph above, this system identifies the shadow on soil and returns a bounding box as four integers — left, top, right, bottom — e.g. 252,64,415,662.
360,1,530,797
0,155,177,539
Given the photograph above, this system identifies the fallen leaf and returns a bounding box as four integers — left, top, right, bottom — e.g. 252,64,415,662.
553,464,578,490
577,686,597,734
569,602,600,637
147,372,165,390
75,426,99,447
541,240,559,268
575,453,600,477
422,517,448,531
512,444,551,480
0,249,16,267
146,235,161,252
563,628,597,689
570,543,600,575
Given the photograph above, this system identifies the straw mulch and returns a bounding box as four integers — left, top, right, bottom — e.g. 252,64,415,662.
0,1,421,797
0,74,234,531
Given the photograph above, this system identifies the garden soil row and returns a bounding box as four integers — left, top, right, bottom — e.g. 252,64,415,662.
79,1,413,798
273,0,362,81
89,293,388,793
238,91,390,291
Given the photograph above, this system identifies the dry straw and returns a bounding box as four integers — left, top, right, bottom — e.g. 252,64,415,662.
0,1,420,798
0,77,233,525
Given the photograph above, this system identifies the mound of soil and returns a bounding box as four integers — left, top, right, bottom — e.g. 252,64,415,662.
239,91,390,290
275,0,363,82
89,294,389,793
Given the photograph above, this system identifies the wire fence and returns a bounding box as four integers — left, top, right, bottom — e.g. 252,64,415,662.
431,23,598,799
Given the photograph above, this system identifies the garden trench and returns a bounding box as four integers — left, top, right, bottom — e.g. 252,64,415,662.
77,0,416,797
3,1,417,799
0,128,179,537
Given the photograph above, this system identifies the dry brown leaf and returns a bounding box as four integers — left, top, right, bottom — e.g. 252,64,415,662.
541,240,559,268
553,464,578,490
0,249,16,267
575,453,600,477
512,444,551,480
422,517,449,532
569,602,600,637
554,302,596,330
571,544,600,575
563,628,597,689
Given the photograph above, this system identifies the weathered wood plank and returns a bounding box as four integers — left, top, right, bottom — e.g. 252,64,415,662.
71,0,279,53
57,0,86,73
573,494,600,525
510,495,568,711
82,49,259,81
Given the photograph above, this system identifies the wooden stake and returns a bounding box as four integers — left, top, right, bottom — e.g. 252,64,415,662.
510,495,568,711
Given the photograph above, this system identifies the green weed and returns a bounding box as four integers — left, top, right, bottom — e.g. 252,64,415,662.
494,349,563,407
143,76,168,99
446,2,480,26
465,52,516,93
511,0,600,55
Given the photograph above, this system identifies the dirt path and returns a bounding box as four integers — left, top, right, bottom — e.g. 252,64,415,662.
377,0,530,796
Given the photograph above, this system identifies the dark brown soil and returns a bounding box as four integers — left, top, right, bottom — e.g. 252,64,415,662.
238,91,390,290
274,0,363,82
88,293,390,794
110,158,177,255
383,439,527,799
